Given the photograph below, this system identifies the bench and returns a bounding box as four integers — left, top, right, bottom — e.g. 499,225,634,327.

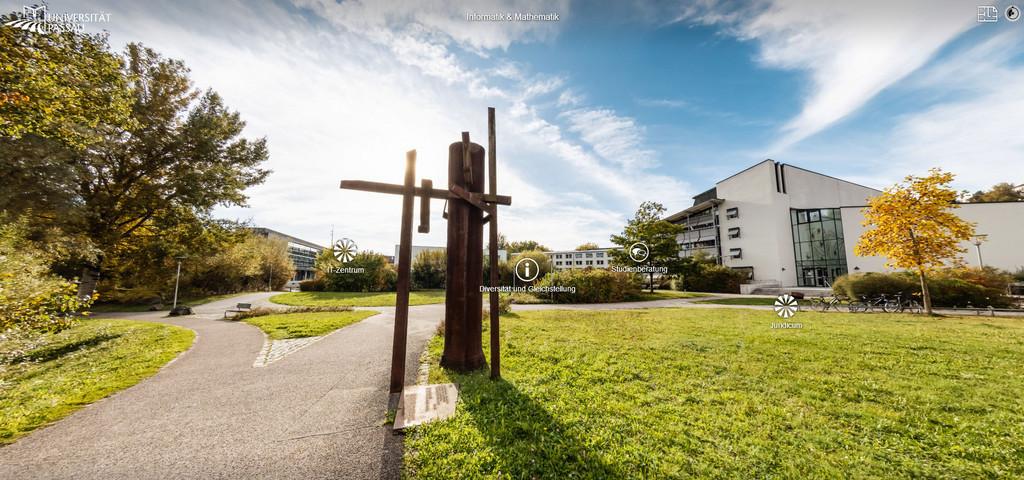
224,303,252,318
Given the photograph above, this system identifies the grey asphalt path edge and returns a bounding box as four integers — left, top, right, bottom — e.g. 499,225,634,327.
0,292,443,480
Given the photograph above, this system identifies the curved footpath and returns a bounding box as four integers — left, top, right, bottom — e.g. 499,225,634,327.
0,293,442,480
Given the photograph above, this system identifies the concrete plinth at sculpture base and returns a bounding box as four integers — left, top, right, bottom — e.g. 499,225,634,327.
392,383,459,430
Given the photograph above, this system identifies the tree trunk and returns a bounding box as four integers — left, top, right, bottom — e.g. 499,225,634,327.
649,272,655,293
918,267,933,315
77,263,101,300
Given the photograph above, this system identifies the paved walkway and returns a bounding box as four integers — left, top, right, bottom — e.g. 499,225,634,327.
0,292,443,480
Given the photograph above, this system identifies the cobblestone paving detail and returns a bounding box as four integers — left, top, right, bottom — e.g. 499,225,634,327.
253,336,324,367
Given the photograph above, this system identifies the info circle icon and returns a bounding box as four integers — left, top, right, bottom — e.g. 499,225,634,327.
774,294,799,319
333,238,357,262
1007,5,1021,21
628,242,649,263
514,257,540,282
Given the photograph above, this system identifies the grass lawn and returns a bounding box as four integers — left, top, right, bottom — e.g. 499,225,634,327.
633,290,710,301
88,292,250,313
242,310,377,339
269,290,445,307
695,296,777,306
0,319,194,445
405,308,1024,478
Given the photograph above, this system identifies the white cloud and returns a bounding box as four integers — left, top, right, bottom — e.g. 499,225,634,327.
637,98,688,108
880,30,1024,192
72,0,687,254
561,108,658,170
556,89,584,107
686,0,976,151
292,0,568,51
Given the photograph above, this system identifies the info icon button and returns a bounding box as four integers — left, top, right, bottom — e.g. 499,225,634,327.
514,257,540,282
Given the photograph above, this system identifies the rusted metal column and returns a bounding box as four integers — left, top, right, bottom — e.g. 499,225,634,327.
390,150,416,393
487,107,501,379
465,139,485,368
441,140,486,371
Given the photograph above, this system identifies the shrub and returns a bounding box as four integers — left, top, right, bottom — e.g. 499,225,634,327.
230,305,353,321
508,292,548,304
832,272,918,299
508,250,553,280
535,269,640,304
833,269,1014,308
98,287,163,305
299,278,325,292
945,266,1013,292
183,233,293,295
483,259,515,286
411,250,446,290
930,268,1013,308
0,220,92,333
681,264,746,294
324,252,396,292
483,294,512,316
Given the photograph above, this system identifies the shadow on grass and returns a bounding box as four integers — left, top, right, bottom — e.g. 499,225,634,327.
449,372,624,478
10,333,120,365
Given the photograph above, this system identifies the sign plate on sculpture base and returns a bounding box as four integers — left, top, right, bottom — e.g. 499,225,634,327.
392,383,459,431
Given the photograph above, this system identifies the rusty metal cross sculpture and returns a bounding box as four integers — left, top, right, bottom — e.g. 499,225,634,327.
340,108,510,394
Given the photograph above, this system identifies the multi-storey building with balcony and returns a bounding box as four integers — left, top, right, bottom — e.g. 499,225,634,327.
665,160,1024,289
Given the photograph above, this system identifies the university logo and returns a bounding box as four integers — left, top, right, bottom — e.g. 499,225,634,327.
3,3,111,34
4,4,52,33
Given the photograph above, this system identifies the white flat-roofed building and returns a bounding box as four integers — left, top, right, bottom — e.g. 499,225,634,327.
545,248,615,270
665,160,1024,288
251,227,324,281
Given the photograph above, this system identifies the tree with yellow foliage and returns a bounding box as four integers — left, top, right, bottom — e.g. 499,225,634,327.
855,169,975,314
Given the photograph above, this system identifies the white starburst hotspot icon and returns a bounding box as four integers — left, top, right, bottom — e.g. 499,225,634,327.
774,294,799,319
333,238,357,262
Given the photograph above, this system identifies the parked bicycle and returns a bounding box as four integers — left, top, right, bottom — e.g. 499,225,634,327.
811,294,848,312
883,292,923,314
848,294,889,313
847,293,923,314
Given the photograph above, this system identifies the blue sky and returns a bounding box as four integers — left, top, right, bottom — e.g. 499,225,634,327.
15,0,1024,252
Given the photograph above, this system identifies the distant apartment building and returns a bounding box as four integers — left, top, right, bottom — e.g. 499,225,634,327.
545,248,615,270
251,227,324,281
665,160,1024,289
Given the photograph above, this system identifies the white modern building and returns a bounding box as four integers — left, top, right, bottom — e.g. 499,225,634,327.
545,248,615,270
665,160,1024,289
251,227,324,281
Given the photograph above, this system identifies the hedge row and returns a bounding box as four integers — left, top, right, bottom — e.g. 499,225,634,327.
832,268,1015,308
534,269,640,304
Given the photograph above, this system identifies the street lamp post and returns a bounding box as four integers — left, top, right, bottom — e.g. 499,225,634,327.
268,263,274,292
972,234,988,268
172,255,186,310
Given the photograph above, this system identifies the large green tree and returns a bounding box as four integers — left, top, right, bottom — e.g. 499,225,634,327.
0,15,131,147
1,39,270,297
965,183,1024,203
609,201,684,292
505,240,550,253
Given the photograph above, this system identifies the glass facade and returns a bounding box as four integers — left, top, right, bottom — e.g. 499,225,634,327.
790,208,848,287
287,243,319,281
